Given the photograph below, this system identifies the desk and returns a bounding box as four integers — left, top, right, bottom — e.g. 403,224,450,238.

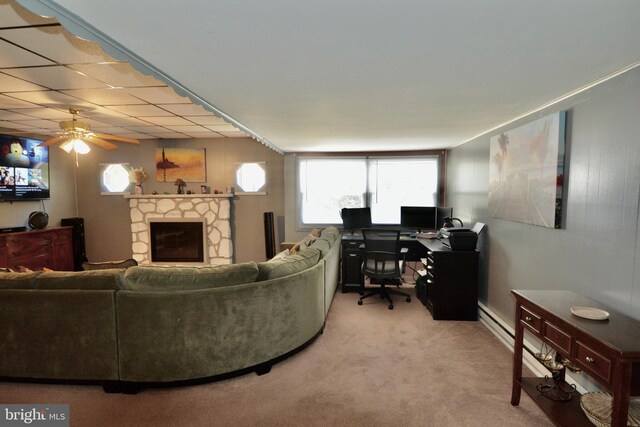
340,234,479,320
511,290,640,427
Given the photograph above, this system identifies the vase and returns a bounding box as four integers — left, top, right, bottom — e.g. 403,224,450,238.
135,184,143,195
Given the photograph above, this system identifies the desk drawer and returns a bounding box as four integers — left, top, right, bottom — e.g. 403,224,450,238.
519,306,542,334
544,321,571,355
575,340,612,384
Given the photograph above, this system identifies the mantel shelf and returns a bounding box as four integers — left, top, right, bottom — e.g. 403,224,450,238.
124,194,233,200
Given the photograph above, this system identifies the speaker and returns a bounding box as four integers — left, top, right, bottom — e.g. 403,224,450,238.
263,212,276,259
61,217,88,271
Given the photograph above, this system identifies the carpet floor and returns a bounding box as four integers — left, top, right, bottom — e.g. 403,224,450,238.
0,285,552,426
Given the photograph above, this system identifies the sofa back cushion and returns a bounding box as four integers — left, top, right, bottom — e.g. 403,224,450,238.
82,258,138,271
320,226,340,244
33,269,127,290
257,247,321,281
124,262,259,291
0,271,40,289
309,237,331,259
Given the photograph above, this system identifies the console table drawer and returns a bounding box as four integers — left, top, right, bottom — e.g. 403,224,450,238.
519,306,542,334
544,321,572,355
575,340,612,384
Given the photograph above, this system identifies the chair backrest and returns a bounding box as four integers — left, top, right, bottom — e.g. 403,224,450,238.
361,229,401,280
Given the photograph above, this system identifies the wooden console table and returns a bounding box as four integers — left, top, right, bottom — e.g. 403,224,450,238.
0,227,74,271
511,290,640,427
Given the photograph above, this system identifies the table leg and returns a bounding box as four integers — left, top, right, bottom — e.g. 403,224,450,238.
511,305,524,406
611,362,632,427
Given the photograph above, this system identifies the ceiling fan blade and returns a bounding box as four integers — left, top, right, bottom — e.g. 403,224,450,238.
86,136,118,150
94,133,139,144
38,135,70,147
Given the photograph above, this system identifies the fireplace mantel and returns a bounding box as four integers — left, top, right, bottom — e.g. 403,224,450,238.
125,194,233,265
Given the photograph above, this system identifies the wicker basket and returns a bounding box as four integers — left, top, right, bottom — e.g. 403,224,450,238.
580,392,640,427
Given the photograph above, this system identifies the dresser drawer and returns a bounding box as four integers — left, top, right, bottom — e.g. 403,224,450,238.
575,340,612,384
544,321,572,355
519,306,542,334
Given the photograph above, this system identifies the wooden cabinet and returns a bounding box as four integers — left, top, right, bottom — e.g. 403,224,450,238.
0,227,74,271
511,290,640,427
421,238,478,320
341,237,364,293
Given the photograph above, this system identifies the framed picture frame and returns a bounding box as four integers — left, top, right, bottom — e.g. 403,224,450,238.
488,111,567,229
156,147,206,182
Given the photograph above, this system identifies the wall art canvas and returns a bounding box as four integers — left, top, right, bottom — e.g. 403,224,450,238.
156,147,206,182
489,111,566,228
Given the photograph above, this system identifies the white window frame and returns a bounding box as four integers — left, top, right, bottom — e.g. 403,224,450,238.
234,161,267,195
99,163,131,195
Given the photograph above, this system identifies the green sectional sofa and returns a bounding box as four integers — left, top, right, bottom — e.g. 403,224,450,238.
0,227,341,392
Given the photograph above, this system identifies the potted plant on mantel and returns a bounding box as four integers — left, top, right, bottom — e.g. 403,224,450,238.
129,167,148,195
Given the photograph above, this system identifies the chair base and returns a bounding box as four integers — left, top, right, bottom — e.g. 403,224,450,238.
358,281,411,310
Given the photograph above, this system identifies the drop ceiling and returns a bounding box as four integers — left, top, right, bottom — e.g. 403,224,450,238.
2,0,640,153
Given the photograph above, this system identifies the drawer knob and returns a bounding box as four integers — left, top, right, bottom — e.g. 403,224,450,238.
585,356,594,363
525,316,532,322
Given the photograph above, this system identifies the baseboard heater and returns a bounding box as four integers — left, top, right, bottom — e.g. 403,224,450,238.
476,302,587,394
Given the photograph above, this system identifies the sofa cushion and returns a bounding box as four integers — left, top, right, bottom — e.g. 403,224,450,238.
0,271,40,289
33,269,127,290
124,262,259,292
309,237,331,259
82,258,138,271
257,247,321,281
320,226,340,244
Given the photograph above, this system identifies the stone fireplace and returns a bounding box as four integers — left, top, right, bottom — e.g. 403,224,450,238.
126,194,233,265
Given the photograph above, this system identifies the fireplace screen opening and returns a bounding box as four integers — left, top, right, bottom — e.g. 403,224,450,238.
149,220,206,263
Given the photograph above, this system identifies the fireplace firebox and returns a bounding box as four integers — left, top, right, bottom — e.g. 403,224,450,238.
149,219,207,264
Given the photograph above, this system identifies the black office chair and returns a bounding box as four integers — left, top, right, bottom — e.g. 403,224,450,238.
357,229,411,310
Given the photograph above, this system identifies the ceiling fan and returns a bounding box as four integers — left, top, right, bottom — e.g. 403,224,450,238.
38,108,139,153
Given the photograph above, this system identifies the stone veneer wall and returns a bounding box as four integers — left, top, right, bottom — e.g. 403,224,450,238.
127,195,232,265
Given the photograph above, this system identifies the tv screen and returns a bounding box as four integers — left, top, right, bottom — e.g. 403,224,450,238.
400,206,436,231
341,207,372,231
0,135,50,202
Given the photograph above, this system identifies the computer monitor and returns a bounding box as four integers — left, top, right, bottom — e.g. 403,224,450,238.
436,207,453,228
400,206,436,231
341,207,372,233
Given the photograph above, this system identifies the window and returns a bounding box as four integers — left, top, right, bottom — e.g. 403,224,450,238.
297,155,440,226
235,162,266,194
100,163,130,195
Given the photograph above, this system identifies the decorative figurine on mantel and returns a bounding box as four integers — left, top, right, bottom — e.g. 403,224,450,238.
174,178,186,194
129,167,148,195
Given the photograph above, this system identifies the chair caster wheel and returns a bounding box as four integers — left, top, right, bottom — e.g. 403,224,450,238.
406,297,411,302
357,300,363,305
388,304,394,310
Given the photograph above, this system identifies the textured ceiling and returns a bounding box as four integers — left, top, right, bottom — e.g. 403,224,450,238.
3,0,640,153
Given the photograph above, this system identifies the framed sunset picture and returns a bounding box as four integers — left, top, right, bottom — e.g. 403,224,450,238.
156,147,206,182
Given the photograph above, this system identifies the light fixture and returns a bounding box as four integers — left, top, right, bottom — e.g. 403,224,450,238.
60,138,91,154
38,108,140,154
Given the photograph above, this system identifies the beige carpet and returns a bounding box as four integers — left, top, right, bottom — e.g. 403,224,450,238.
0,285,552,427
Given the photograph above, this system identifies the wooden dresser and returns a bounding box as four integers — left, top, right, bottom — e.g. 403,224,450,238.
0,227,74,271
511,290,640,427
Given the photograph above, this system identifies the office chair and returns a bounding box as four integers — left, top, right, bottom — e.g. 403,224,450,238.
357,229,411,310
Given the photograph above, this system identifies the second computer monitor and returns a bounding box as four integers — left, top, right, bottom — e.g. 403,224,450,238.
436,207,453,228
400,206,436,231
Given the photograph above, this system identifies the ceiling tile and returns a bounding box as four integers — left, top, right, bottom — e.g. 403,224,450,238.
183,131,225,139
70,62,160,87
126,86,190,104
106,104,173,117
122,125,170,133
163,125,211,133
186,115,227,125
0,26,113,65
0,110,42,120
0,121,33,130
0,39,54,68
0,93,39,109
140,116,193,126
6,118,58,129
3,66,111,90
205,124,239,132
146,131,191,139
7,90,93,109
9,107,70,120
61,88,146,105
0,72,48,93
158,103,210,115
88,115,154,127
217,131,249,138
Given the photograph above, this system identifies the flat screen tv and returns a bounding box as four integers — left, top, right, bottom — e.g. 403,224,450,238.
400,206,437,231
341,207,372,232
0,135,50,201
